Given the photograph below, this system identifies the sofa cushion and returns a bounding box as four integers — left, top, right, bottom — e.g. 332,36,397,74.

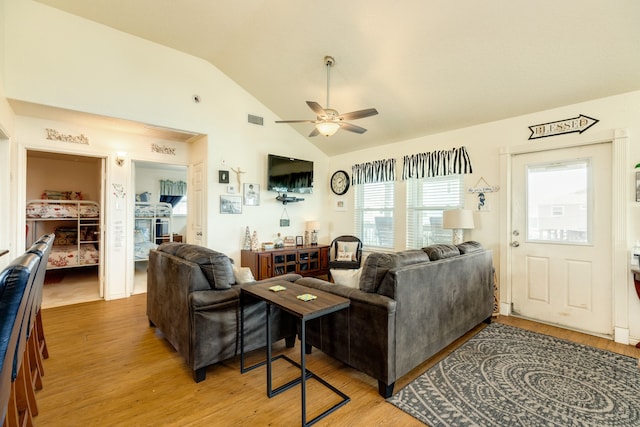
157,242,183,256
457,241,483,254
422,244,460,260
359,253,395,293
391,250,430,267
174,244,235,290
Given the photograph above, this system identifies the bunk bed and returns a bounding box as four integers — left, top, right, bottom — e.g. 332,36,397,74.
26,199,101,269
134,202,173,261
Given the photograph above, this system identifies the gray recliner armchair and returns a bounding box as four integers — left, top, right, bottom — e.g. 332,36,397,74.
147,243,300,382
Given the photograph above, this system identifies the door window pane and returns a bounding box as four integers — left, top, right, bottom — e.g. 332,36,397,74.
527,160,590,244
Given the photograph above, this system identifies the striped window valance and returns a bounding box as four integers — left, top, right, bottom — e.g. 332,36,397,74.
352,158,396,185
160,180,187,196
401,146,473,180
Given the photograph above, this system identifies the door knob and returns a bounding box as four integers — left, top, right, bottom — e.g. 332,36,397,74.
511,241,520,247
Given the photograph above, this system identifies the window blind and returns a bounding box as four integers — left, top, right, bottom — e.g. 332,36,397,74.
354,181,395,249
406,175,463,249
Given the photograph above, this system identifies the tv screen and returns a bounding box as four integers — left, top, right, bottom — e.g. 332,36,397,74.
267,154,314,194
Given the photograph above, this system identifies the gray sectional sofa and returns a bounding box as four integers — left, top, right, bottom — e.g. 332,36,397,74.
295,241,494,397
146,243,300,382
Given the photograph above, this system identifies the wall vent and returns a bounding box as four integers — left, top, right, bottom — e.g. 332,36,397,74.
248,114,264,126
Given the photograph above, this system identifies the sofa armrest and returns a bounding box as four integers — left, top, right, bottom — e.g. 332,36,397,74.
295,276,397,385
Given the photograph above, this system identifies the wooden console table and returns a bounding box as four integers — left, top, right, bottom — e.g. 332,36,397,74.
241,245,329,280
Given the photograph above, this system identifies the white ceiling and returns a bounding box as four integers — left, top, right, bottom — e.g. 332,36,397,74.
33,0,640,156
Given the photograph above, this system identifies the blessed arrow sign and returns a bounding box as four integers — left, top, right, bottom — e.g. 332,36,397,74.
528,114,598,140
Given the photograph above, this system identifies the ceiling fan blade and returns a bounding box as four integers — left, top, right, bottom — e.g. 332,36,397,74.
306,101,327,117
340,122,367,134
275,119,317,123
338,108,379,121
308,127,320,137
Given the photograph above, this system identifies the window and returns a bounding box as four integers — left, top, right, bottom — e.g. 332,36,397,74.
406,175,463,249
526,160,589,243
354,181,395,249
173,196,187,216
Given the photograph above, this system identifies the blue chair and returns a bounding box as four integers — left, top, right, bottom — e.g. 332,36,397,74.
24,236,54,390
26,234,55,369
0,252,39,426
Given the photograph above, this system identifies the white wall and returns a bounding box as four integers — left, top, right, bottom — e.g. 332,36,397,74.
325,90,640,344
0,0,16,268
3,0,329,297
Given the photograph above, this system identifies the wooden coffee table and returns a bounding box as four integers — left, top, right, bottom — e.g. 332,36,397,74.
240,280,350,426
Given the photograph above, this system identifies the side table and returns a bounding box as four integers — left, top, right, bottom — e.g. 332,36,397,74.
631,267,640,348
240,280,350,426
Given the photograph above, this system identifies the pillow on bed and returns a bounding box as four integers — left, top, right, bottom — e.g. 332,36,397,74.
54,227,77,245
134,229,146,244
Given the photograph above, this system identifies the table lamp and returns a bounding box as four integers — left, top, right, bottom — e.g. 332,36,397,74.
442,209,474,245
306,221,320,246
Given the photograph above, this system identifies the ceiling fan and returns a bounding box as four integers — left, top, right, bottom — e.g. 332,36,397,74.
276,55,378,137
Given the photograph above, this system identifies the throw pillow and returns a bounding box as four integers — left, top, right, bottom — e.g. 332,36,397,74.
330,268,361,288
233,265,255,284
336,251,354,262
336,241,359,261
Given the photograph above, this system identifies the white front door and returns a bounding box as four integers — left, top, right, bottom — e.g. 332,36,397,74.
511,142,612,335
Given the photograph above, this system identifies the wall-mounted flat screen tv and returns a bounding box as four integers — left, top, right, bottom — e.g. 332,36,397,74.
267,154,314,194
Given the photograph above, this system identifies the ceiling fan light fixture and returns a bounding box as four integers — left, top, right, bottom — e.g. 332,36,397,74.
316,121,340,137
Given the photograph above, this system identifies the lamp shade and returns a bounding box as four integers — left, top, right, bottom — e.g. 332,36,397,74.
316,122,340,137
442,209,474,230
306,221,320,231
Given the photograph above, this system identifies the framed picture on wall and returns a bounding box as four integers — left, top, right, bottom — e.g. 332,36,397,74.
243,183,260,206
220,195,242,214
219,170,229,184
636,171,640,202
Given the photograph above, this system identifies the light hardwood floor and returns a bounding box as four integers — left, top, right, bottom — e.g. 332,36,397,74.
34,295,640,426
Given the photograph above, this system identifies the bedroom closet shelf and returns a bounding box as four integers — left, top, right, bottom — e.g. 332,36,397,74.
26,199,101,269
134,202,173,262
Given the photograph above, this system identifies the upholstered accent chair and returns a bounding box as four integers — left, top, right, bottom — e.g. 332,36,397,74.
327,235,363,282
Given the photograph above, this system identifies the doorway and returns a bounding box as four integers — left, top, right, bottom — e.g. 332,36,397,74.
26,150,105,308
132,161,188,295
510,142,612,336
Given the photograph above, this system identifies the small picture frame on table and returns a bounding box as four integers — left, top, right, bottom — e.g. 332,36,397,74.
296,236,304,246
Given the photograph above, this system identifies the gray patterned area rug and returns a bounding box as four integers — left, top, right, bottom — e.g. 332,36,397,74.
388,323,640,426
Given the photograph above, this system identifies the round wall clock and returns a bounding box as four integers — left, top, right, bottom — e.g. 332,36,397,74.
330,170,350,195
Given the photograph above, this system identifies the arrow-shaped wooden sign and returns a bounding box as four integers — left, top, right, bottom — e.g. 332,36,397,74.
528,114,598,140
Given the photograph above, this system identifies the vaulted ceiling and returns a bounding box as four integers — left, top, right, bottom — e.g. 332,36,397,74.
34,0,640,156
